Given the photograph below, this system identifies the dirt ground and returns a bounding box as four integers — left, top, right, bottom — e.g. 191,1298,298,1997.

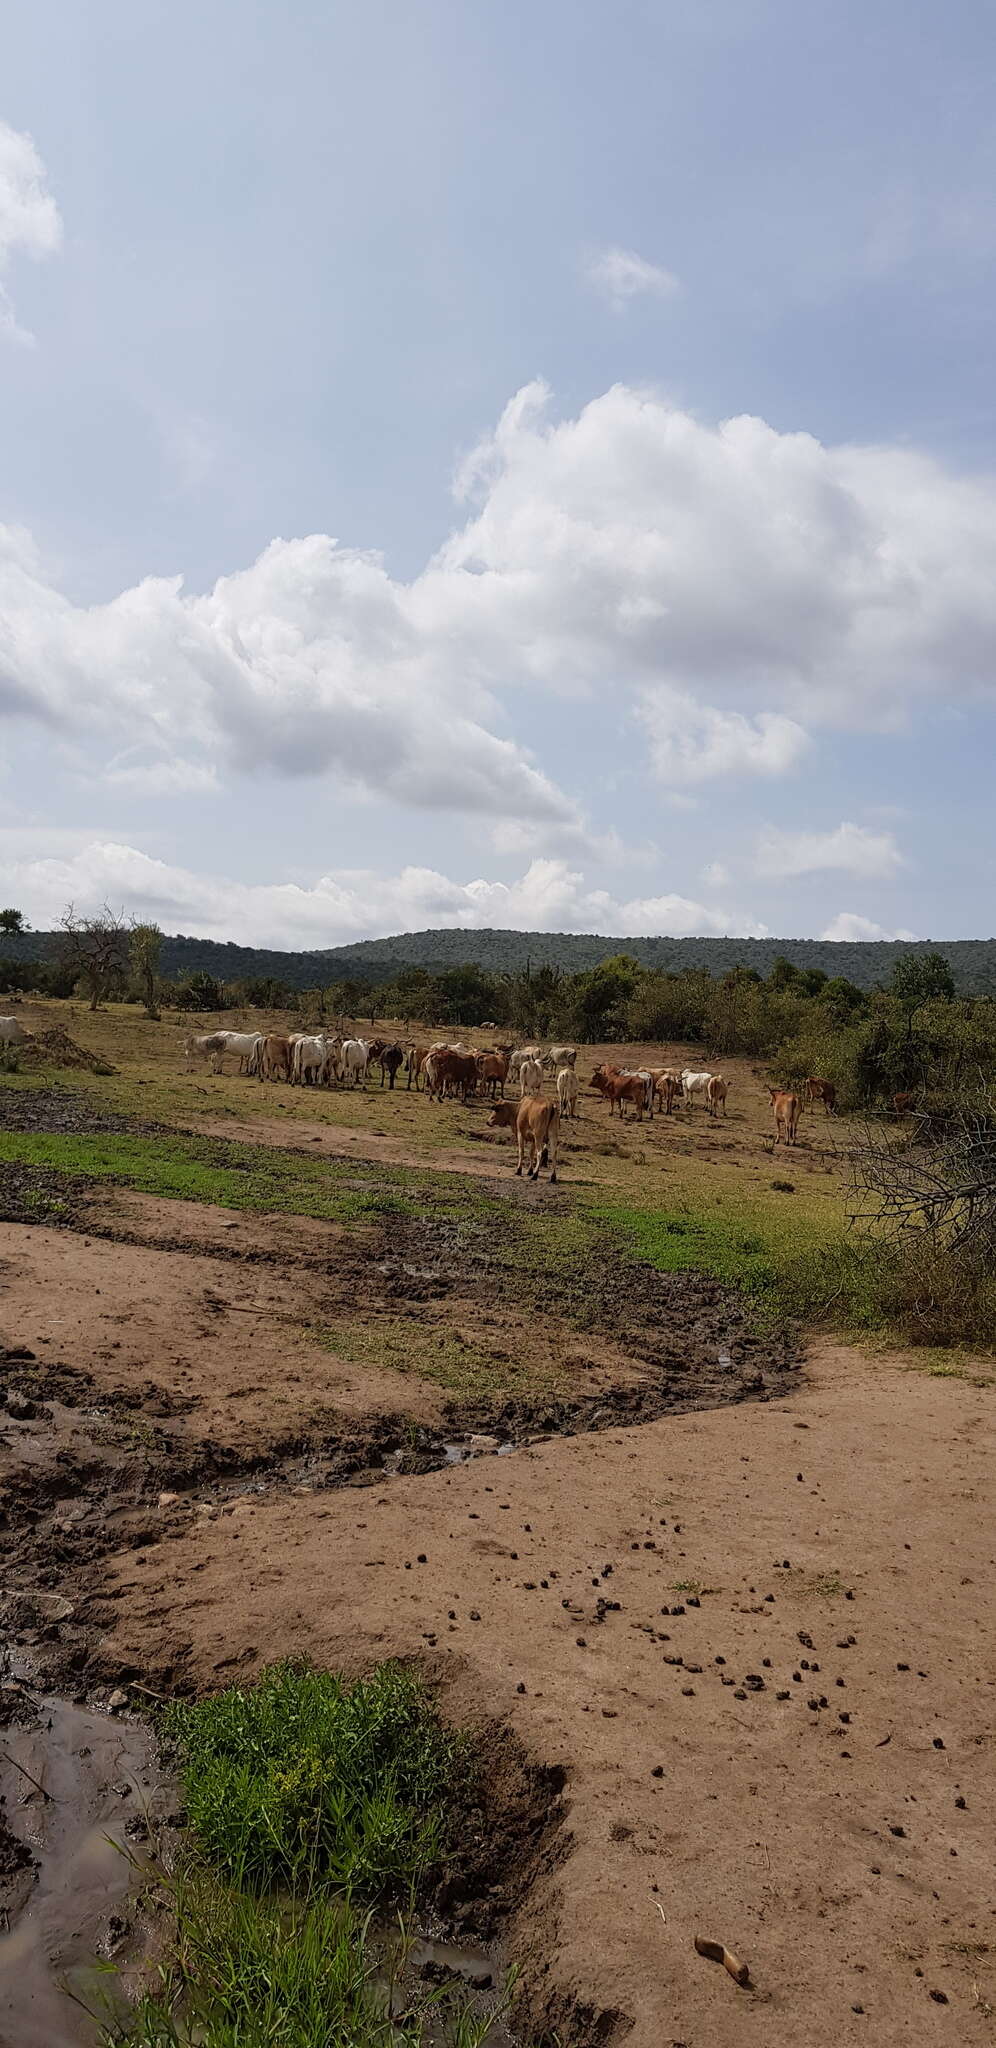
88,1342,995,2048
1,1009,994,2046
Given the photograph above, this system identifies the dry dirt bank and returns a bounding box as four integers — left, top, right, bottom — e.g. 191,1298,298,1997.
90,1342,996,2048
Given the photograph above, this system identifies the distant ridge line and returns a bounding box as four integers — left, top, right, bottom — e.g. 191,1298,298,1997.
4,926,996,994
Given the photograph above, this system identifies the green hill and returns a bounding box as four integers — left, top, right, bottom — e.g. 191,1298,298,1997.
4,925,996,994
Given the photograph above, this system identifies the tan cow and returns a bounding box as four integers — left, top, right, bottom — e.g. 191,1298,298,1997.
806,1076,837,1116
259,1034,293,1082
487,1096,560,1182
476,1051,509,1099
768,1087,800,1145
556,1066,579,1119
706,1074,728,1117
648,1067,681,1114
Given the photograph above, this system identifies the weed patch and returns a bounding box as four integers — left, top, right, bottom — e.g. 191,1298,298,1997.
103,1664,502,2048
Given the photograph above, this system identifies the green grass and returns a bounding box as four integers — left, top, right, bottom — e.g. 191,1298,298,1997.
314,1315,562,1397
100,1664,504,2048
162,1661,457,1901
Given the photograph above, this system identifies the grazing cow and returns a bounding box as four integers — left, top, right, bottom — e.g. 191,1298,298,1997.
681,1070,715,1110
379,1043,405,1088
508,1044,542,1080
768,1087,800,1145
476,1051,509,1100
340,1038,370,1087
647,1067,681,1115
0,1016,28,1045
556,1066,579,1119
260,1034,293,1083
487,1095,561,1182
592,1067,654,1120
185,1030,229,1073
543,1044,578,1071
216,1031,263,1074
806,1076,837,1116
893,1091,915,1118
518,1056,543,1098
706,1075,728,1117
437,1050,479,1100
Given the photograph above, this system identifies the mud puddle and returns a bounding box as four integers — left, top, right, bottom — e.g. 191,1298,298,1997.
0,1697,173,2048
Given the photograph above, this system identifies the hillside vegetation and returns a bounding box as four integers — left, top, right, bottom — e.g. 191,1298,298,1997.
4,924,996,993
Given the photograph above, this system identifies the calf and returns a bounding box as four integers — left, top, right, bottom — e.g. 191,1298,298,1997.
706,1074,728,1117
518,1056,543,1097
488,1095,560,1182
476,1051,509,1099
806,1076,837,1116
556,1066,579,1119
768,1087,800,1145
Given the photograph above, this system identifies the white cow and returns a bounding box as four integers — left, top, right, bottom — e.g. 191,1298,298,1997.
518,1056,543,1097
508,1044,542,1079
217,1031,263,1073
185,1031,229,1073
556,1066,579,1119
0,1017,28,1045
681,1069,715,1109
544,1044,578,1071
291,1034,329,1086
340,1038,370,1087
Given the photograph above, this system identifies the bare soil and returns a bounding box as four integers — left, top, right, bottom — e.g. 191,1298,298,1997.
87,1344,995,2048
1,1040,993,2046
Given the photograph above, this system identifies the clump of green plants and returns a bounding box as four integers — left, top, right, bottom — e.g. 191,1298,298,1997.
162,1661,457,1901
99,1664,503,2048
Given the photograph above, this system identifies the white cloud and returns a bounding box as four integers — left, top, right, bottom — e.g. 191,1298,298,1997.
753,821,904,880
700,860,730,887
821,912,917,942
0,838,768,950
585,246,682,309
638,687,810,784
5,379,996,838
0,119,62,343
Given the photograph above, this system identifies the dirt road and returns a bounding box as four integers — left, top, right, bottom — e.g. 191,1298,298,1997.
89,1341,995,2048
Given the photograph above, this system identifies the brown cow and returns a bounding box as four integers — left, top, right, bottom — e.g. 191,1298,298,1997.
487,1095,560,1182
768,1087,800,1145
476,1051,509,1100
706,1074,728,1117
432,1050,478,1101
591,1066,653,1120
259,1034,292,1083
806,1076,837,1115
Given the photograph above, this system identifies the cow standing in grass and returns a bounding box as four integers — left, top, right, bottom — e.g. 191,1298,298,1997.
487,1096,561,1182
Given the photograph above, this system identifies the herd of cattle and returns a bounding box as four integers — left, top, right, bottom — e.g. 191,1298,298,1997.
180,1027,851,1174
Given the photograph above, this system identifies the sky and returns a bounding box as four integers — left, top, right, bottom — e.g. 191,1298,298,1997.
2,0,996,950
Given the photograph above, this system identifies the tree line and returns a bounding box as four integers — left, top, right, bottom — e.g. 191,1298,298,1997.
3,902,992,1110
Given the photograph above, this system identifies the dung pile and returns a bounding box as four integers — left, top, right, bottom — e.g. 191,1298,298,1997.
15,1026,115,1074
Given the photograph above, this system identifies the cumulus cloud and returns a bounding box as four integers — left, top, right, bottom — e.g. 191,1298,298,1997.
0,838,768,950
821,911,917,942
638,688,810,783
753,821,904,880
585,246,681,308
0,119,62,342
5,379,996,832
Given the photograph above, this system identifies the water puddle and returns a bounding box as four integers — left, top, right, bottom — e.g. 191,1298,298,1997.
0,1698,171,2048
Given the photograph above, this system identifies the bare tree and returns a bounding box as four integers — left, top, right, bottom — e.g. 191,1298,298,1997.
129,920,163,1019
59,903,129,1011
849,1091,996,1260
